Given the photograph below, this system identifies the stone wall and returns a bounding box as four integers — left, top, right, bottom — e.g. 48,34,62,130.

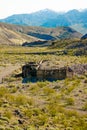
22,64,73,81
36,68,67,80
22,62,87,82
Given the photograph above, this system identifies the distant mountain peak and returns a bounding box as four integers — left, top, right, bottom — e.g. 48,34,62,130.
69,9,79,12
40,8,57,12
31,8,58,16
0,8,87,35
41,8,52,12
66,9,80,15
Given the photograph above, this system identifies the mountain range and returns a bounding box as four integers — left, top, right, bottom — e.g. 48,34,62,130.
0,9,87,34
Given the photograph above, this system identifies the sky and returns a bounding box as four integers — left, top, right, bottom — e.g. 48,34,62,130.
0,0,87,18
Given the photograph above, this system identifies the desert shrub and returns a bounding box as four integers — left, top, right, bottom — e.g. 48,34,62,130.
0,86,8,97
5,94,15,104
43,87,55,96
23,109,33,118
8,84,16,88
4,111,13,119
65,86,76,94
64,110,78,117
0,126,5,130
13,126,22,130
37,81,48,88
14,94,34,106
14,94,28,106
26,126,36,130
47,103,64,117
10,87,18,93
3,77,16,82
47,93,62,104
82,102,87,111
0,99,4,107
66,97,75,105
34,114,48,126
33,108,42,116
29,84,40,95
64,78,70,86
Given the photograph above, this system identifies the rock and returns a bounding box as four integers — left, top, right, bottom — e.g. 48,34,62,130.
81,34,87,39
18,119,24,124
14,110,23,117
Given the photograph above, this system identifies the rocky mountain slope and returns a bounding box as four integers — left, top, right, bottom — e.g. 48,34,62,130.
0,9,87,34
0,23,39,45
0,22,82,45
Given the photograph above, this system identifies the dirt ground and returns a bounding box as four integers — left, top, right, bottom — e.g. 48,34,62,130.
0,64,20,83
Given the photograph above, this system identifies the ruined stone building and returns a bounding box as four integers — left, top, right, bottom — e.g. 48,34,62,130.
22,60,73,81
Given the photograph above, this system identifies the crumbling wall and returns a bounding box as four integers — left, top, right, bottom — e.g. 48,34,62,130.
22,64,73,81
37,67,73,80
71,64,87,75
66,67,73,78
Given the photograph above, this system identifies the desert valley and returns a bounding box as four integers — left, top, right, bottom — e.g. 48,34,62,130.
0,8,87,130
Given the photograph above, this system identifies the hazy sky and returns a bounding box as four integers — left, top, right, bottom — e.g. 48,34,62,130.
0,0,87,18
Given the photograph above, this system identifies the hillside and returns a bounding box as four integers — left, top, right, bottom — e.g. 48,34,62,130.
0,22,82,45
71,24,87,35
0,9,87,34
50,38,87,56
0,23,39,45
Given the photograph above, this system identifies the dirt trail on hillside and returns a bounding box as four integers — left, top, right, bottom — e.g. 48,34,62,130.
0,64,20,83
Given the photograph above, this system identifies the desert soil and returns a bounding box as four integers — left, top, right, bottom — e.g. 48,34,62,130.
0,64,20,83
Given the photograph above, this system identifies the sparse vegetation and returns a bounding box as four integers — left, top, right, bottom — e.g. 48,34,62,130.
0,41,87,129
82,102,87,111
